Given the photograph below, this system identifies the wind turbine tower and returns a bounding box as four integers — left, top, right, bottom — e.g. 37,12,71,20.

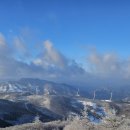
76,88,80,97
93,90,96,100
110,92,113,101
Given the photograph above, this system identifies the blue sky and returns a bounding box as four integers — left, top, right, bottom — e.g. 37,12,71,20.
0,0,130,60
0,0,130,85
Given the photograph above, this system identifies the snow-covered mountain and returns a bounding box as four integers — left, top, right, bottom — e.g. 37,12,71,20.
0,98,62,127
0,78,130,101
0,94,129,128
0,96,107,127
0,78,77,96
0,78,130,128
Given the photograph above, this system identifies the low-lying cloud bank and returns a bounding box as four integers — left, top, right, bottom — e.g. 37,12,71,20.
0,32,130,88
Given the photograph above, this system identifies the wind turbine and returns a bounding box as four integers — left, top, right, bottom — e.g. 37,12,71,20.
93,90,96,100
110,92,113,101
35,86,39,95
76,88,80,97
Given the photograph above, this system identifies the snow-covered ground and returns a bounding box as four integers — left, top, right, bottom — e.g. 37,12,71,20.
78,100,106,123
0,83,25,93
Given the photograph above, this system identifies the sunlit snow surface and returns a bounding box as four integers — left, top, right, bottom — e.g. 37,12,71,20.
0,83,27,93
78,100,106,123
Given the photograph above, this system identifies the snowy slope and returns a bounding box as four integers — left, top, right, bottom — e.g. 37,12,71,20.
0,78,77,97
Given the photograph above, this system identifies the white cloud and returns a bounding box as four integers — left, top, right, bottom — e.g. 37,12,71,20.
86,49,130,87
0,33,9,56
0,34,85,84
13,36,31,61
0,32,130,88
0,33,6,46
88,51,121,77
33,40,86,83
34,40,68,69
14,37,26,53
